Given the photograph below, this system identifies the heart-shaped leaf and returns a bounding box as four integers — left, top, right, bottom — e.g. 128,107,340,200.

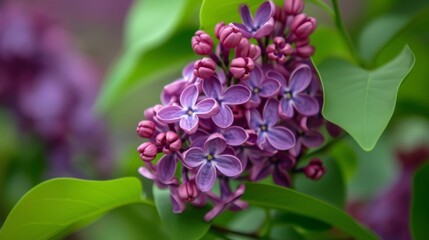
243,183,378,240
0,177,147,240
318,46,415,151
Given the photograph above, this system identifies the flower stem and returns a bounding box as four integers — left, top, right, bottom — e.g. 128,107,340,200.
331,0,362,66
210,225,260,239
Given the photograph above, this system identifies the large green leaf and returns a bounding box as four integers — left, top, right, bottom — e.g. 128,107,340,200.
318,46,415,151
0,178,147,240
153,187,211,240
330,141,358,182
411,162,429,240
97,0,200,111
243,183,378,240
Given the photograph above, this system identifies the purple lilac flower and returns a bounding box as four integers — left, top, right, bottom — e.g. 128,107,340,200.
202,76,251,128
136,0,328,221
247,98,295,151
183,135,243,192
240,65,280,106
157,84,219,134
267,64,319,118
233,1,276,39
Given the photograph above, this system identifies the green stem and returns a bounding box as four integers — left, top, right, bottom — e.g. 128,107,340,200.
331,0,362,66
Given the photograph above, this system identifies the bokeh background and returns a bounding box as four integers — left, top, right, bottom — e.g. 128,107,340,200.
0,0,428,239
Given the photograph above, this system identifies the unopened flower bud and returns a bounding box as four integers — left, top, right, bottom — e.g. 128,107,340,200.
164,131,182,154
304,159,325,180
291,14,317,39
235,38,261,61
215,22,226,39
178,181,199,202
137,142,157,161
194,57,216,79
136,120,155,138
156,132,167,145
267,37,293,63
220,25,243,49
284,0,304,15
296,45,315,58
192,30,213,55
230,57,254,80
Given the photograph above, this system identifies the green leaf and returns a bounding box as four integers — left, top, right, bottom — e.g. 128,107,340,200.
243,183,378,240
411,162,429,240
318,46,415,151
199,0,283,37
153,187,211,240
0,177,147,240
295,157,345,209
97,0,200,111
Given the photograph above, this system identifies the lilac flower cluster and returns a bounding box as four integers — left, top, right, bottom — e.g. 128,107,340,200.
136,0,339,221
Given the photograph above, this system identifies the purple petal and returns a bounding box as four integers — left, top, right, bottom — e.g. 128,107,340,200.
214,154,243,176
205,134,227,155
222,126,248,146
263,98,279,127
289,65,312,93
248,65,263,86
182,62,195,80
259,78,280,98
239,4,254,28
290,139,302,157
171,191,186,213
157,105,185,123
180,84,199,108
292,94,319,116
138,167,156,180
157,154,177,183
212,104,234,128
232,23,252,38
255,1,275,26
279,98,294,118
266,70,287,89
180,115,199,134
204,203,225,222
247,108,263,130
222,85,251,105
202,76,222,99
161,79,188,104
196,162,217,192
195,98,219,118
267,126,295,150
253,17,275,39
302,131,325,148
273,167,291,187
183,147,206,168
250,162,272,181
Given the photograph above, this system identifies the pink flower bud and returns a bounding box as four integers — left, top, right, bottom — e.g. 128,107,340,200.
136,120,155,138
235,38,261,61
137,142,157,161
215,22,226,39
267,36,293,63
163,131,182,154
192,30,213,55
304,159,325,180
194,57,216,79
219,25,243,49
230,57,254,80
284,0,304,15
178,181,199,202
291,14,317,39
296,45,315,58
156,132,167,145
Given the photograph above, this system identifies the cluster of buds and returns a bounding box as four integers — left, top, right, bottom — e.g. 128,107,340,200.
136,0,340,221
